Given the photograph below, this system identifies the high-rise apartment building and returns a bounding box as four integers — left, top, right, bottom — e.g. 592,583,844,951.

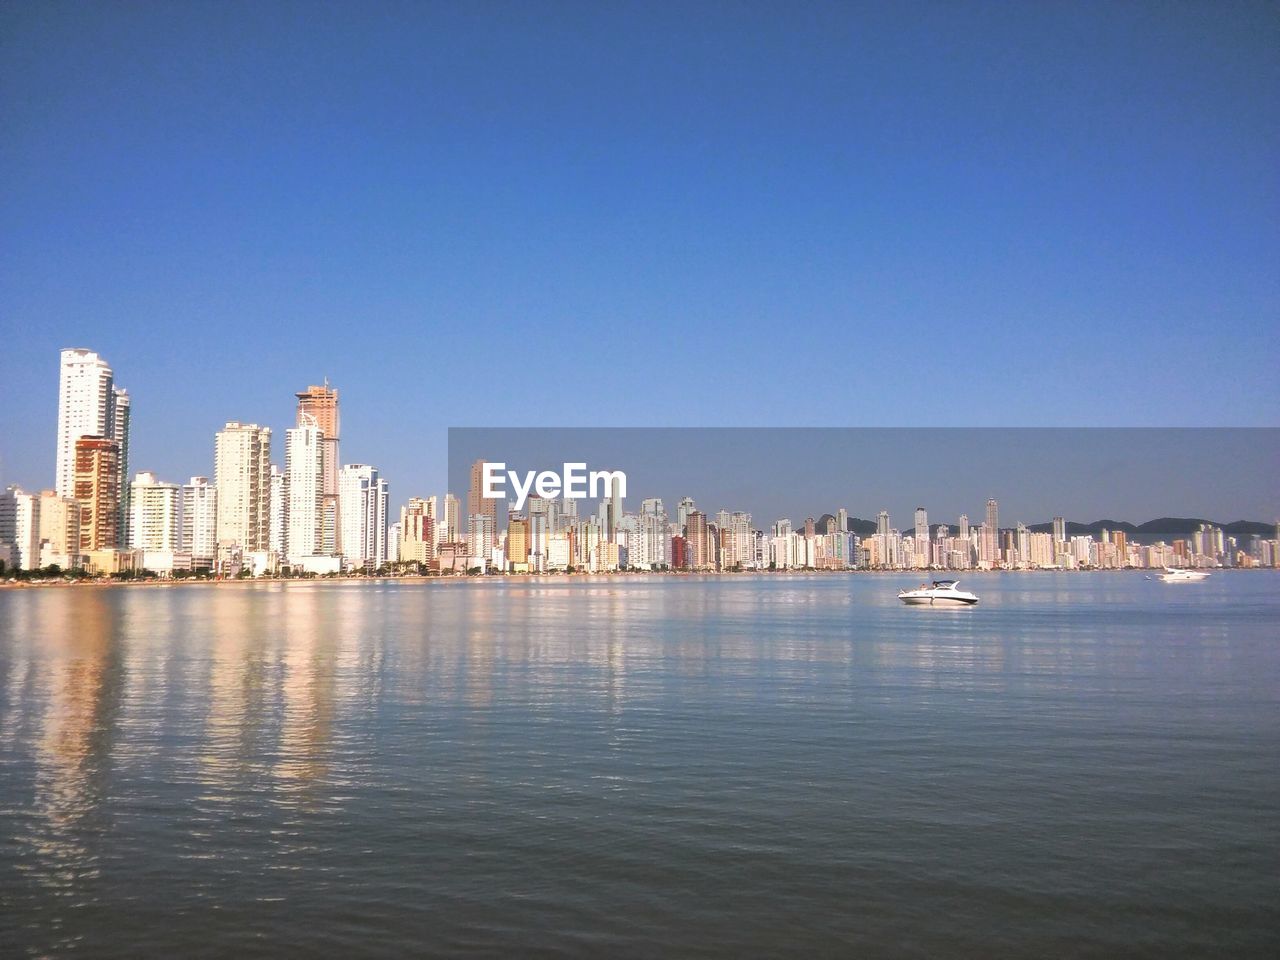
113,387,131,545
296,382,340,549
606,474,623,535
0,487,15,566
338,464,388,569
982,498,999,565
914,507,928,566
73,436,120,551
714,511,751,567
182,477,218,560
214,421,272,551
686,511,709,569
284,425,323,561
398,498,434,564
38,489,81,568
296,383,339,480
443,492,460,544
55,348,115,498
620,508,669,569
268,465,285,556
468,513,496,564
676,497,695,532
467,460,497,540
129,472,181,552
55,349,132,549
507,515,530,569
0,487,40,570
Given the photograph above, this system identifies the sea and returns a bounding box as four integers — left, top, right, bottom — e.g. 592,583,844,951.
1,572,1277,957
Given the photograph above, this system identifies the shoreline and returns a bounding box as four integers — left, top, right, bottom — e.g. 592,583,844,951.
2,567,1274,590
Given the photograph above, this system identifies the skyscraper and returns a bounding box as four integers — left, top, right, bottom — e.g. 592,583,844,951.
285,424,323,561
686,511,709,569
983,498,999,565
607,474,623,536
507,515,530,569
467,460,497,538
914,507,928,566
424,494,445,552
338,464,388,570
677,497,695,532
295,383,339,483
296,382,340,550
0,487,39,570
268,465,285,556
37,489,81,568
73,436,120,552
214,421,272,550
112,387,131,545
443,493,460,544
55,349,118,498
129,472,180,552
468,512,496,564
182,477,218,561
0,487,16,566
398,498,434,564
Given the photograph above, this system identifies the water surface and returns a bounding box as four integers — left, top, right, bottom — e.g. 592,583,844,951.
1,573,1277,957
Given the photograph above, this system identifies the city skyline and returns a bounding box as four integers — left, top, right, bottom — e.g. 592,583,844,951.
10,350,1280,529
3,345,1277,579
8,348,1280,529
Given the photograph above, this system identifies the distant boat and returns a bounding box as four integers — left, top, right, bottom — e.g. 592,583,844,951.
898,580,979,606
1158,568,1211,582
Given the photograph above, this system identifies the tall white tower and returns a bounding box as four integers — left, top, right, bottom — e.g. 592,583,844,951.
113,387,132,545
983,498,1000,565
285,422,323,561
182,476,219,560
129,471,180,552
914,507,928,567
338,464,388,569
214,421,272,550
268,464,286,557
55,348,115,498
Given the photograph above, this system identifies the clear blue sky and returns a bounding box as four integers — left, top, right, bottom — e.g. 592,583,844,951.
2,1,1277,506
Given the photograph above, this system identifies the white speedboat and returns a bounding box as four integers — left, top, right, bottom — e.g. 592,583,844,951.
1158,568,1211,582
898,580,979,606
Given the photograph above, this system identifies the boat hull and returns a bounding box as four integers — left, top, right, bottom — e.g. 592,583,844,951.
899,595,978,606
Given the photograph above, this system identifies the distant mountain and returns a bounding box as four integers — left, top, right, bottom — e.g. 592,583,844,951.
847,517,879,536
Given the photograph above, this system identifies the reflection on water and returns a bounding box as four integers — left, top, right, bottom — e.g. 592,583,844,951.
1,574,1278,957
26,592,121,915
